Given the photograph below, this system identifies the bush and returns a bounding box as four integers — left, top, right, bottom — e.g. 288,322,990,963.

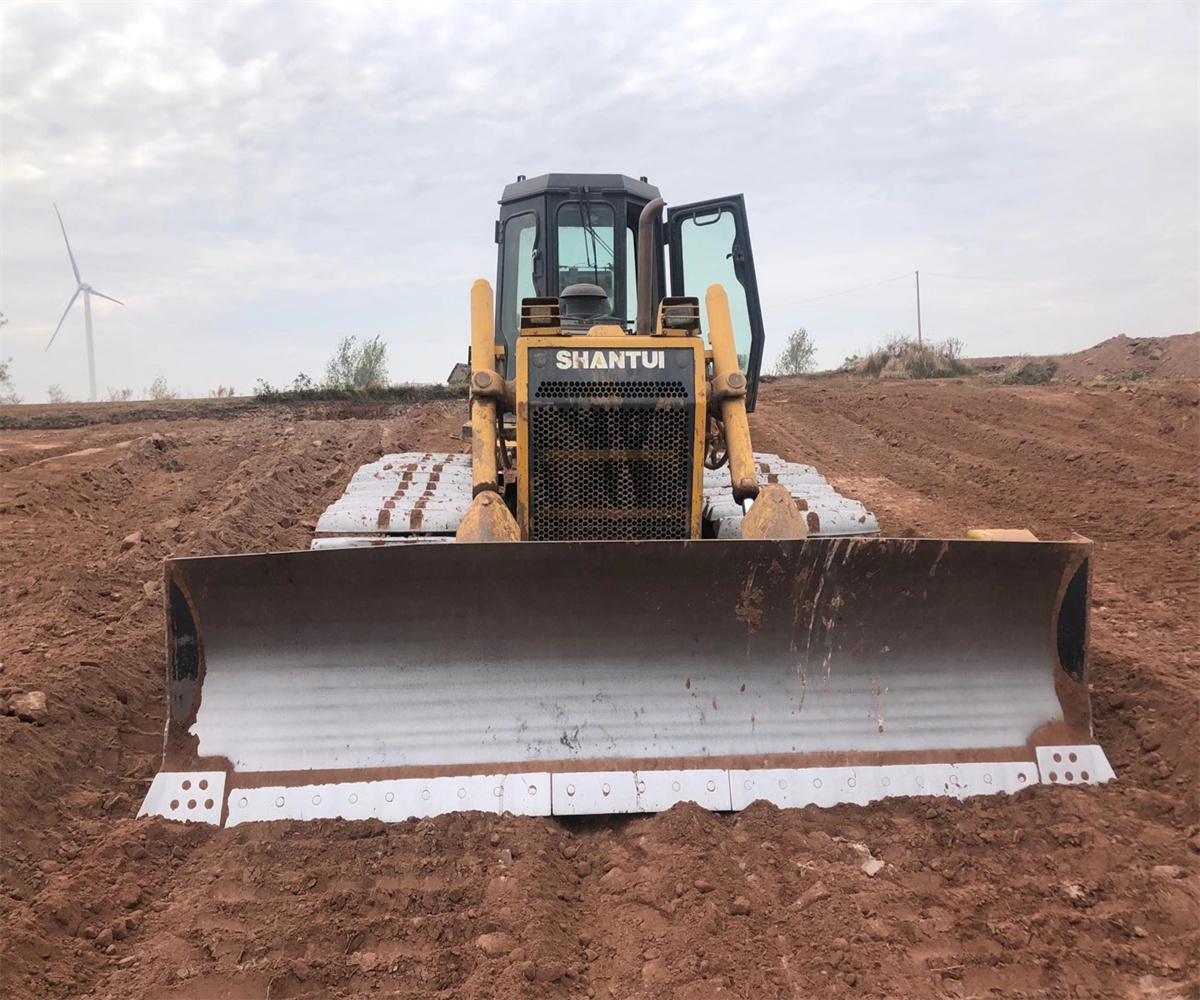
47,384,70,404
1002,357,1058,385
851,337,974,380
773,328,817,375
207,384,237,398
107,387,134,401
324,335,388,390
145,374,179,400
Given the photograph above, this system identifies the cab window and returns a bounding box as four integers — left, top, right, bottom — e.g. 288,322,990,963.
557,202,616,314
677,208,752,369
500,213,538,367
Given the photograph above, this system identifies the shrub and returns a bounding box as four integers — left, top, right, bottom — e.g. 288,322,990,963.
324,335,388,390
852,337,974,380
1002,357,1058,385
145,374,179,400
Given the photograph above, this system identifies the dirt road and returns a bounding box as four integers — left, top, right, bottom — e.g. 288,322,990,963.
2,375,1196,999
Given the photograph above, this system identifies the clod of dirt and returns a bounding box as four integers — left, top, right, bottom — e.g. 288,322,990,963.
861,857,886,878
120,531,143,551
9,690,47,724
794,881,831,910
474,932,516,958
729,896,752,915
116,875,143,909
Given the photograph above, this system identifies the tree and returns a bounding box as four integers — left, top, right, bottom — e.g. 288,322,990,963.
773,327,817,375
323,335,389,390
107,387,134,401
0,358,21,405
47,384,69,404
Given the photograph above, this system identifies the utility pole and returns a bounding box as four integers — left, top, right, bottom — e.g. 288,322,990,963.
915,270,923,346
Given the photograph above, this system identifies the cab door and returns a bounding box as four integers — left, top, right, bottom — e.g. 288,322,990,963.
667,195,766,410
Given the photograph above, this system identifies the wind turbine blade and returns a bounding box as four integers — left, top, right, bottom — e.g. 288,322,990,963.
46,288,81,351
54,204,82,285
88,289,124,306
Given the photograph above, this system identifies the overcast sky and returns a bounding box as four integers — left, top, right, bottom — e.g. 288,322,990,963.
2,0,1196,401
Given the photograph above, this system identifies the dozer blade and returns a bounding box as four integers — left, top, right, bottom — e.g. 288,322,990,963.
139,536,1113,825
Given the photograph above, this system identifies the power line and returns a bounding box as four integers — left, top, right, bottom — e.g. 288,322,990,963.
920,271,1024,282
776,272,910,307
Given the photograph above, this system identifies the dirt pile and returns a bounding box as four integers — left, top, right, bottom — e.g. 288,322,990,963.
971,332,1199,384
2,381,1197,999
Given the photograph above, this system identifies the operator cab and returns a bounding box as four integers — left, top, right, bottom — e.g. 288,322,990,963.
494,172,768,409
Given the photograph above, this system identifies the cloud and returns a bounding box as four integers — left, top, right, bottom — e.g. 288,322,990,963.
1,0,1195,397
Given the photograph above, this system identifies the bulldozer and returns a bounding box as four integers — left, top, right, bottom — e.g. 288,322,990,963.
140,174,1113,826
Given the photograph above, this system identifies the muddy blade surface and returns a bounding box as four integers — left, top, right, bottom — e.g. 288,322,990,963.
147,537,1105,823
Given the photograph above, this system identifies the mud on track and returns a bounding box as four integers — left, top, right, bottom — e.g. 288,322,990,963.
1,378,1196,1000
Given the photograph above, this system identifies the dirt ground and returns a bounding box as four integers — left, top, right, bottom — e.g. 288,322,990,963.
1,351,1197,999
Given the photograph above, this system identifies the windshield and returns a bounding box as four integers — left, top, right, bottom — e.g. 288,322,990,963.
557,202,616,311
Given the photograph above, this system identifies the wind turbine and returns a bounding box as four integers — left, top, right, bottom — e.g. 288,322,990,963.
46,205,124,402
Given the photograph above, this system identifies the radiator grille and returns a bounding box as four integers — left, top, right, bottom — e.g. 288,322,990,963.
534,380,689,400
528,403,691,541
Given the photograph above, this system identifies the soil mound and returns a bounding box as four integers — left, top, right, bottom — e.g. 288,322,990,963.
973,331,1199,383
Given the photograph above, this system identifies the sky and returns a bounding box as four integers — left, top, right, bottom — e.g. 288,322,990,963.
1,0,1197,402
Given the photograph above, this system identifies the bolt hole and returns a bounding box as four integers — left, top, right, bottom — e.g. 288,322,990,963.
204,798,214,810
169,799,179,811
1081,771,1090,781
385,792,394,803
181,780,191,791
528,785,537,796
238,797,248,808
1017,772,1027,783
275,796,284,807
1053,753,1062,763
198,779,208,790
421,790,430,801
1068,752,1078,763
1049,771,1058,782
1065,771,1074,781
187,799,197,810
